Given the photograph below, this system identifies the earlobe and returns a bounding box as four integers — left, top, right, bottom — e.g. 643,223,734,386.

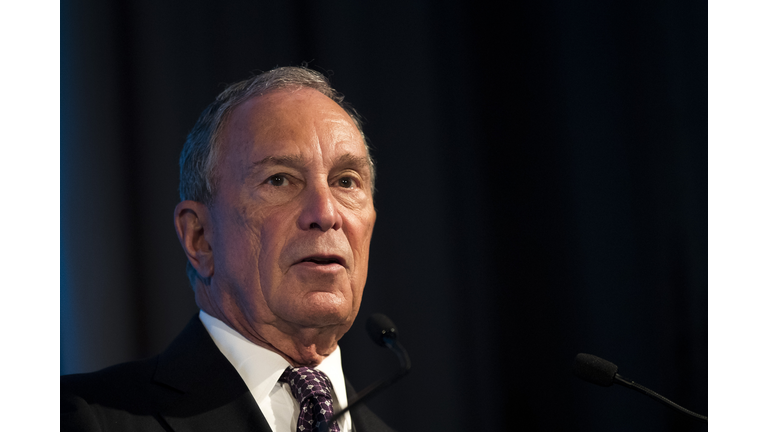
174,200,214,278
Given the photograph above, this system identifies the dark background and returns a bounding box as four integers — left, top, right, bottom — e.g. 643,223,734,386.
60,1,707,431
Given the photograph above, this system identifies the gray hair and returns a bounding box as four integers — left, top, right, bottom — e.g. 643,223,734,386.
178,66,374,288
179,66,374,204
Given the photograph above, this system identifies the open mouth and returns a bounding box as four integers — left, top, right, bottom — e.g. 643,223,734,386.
300,256,343,265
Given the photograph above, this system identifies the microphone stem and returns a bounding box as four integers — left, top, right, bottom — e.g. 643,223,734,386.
613,373,707,423
330,339,411,424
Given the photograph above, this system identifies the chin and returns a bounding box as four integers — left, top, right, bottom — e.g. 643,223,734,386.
292,292,356,328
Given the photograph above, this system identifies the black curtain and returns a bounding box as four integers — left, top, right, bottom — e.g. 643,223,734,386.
61,1,707,431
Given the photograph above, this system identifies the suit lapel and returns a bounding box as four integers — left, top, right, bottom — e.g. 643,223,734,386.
345,379,396,432
152,316,273,432
147,315,394,432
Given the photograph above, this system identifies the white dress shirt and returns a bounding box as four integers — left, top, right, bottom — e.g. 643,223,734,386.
199,310,353,432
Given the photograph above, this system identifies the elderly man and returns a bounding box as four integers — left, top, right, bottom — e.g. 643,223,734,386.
61,67,392,432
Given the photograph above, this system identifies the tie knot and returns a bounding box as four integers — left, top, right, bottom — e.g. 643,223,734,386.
279,366,335,403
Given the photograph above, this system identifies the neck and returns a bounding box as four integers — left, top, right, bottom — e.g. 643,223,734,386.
243,321,342,368
196,294,344,368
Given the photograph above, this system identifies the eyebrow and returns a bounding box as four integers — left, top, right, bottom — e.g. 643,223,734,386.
251,154,307,169
251,153,371,174
335,153,372,173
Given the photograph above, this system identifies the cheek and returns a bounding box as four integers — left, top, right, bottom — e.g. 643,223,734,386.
347,212,376,283
212,204,267,281
255,213,294,290
334,189,370,212
233,207,265,255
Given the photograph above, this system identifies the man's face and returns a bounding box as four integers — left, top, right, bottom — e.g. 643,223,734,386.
206,88,376,335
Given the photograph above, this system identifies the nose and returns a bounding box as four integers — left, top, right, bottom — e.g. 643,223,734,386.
297,183,343,231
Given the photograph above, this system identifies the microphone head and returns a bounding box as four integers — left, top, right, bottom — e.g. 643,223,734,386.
573,353,618,387
366,313,398,347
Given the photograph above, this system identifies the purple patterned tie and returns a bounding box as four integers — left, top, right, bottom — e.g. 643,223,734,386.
280,366,340,432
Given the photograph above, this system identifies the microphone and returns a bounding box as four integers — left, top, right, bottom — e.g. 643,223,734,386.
321,314,411,431
573,353,707,423
365,313,412,373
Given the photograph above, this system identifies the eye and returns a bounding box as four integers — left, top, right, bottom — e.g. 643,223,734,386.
337,176,356,189
266,174,289,186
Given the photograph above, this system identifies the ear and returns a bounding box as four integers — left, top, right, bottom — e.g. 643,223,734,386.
174,200,214,279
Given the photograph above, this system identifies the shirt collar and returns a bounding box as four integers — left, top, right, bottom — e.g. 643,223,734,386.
198,310,348,407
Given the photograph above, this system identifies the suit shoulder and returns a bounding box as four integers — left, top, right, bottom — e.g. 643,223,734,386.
61,357,169,431
61,356,159,401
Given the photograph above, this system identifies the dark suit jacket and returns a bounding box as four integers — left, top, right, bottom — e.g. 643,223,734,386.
61,316,394,432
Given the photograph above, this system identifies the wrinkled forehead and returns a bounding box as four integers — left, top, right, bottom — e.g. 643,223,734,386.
216,89,369,177
226,89,363,150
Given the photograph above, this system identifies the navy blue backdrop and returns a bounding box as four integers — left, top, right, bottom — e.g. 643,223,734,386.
61,1,707,431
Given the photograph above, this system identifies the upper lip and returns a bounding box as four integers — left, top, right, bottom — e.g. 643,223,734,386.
296,254,347,267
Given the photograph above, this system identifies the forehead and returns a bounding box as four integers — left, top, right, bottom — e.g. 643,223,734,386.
220,88,366,165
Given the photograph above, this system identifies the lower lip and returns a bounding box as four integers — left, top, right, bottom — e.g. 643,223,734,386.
294,262,345,272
